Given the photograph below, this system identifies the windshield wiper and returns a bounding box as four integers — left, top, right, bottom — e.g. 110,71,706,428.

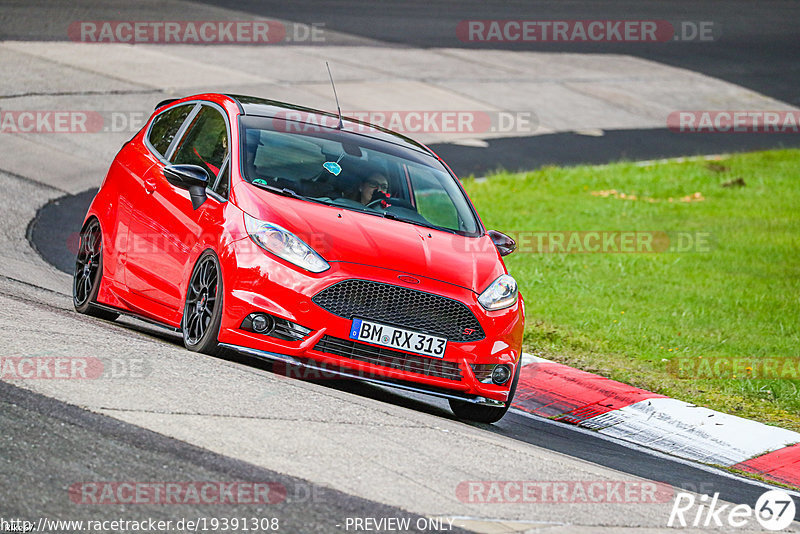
250,181,339,208
250,181,304,198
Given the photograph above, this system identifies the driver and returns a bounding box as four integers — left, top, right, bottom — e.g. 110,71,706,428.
358,172,390,205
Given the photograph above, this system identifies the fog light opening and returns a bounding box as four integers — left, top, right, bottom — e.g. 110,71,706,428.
491,364,512,385
241,312,312,341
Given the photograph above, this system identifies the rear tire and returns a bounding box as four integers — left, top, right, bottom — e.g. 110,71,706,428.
73,218,119,321
182,251,223,356
449,361,521,424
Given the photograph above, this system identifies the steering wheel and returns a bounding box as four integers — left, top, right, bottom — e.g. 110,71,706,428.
366,197,416,210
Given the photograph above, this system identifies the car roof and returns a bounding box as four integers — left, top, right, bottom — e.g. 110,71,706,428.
225,94,434,157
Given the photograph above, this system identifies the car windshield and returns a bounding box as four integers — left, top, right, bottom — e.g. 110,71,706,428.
239,115,481,236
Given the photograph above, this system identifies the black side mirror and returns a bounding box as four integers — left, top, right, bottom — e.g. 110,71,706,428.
487,230,516,256
164,164,209,210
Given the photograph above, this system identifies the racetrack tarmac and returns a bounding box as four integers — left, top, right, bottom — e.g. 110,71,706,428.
3,1,800,531
19,180,800,528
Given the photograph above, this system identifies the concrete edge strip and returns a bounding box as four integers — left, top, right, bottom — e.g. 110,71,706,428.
515,352,800,489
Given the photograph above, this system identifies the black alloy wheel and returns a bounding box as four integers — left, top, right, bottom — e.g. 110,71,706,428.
183,251,223,355
73,218,118,320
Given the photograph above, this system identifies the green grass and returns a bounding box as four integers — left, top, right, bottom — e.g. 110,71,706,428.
462,149,800,432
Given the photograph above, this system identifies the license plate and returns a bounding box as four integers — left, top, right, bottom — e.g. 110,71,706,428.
349,318,447,359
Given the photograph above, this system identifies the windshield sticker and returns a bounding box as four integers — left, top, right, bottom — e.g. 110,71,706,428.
252,178,268,185
323,161,342,176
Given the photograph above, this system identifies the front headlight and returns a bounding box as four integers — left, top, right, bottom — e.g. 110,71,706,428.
478,274,518,310
243,212,330,273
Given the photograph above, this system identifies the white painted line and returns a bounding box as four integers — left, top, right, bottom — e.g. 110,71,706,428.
429,515,565,533
633,154,728,166
520,351,555,365
509,408,800,497
573,128,605,137
586,398,800,467
447,139,490,148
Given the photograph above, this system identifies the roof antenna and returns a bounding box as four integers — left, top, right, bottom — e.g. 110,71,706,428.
326,61,344,129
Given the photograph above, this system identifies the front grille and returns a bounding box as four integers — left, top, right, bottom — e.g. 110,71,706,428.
312,280,484,342
313,335,463,381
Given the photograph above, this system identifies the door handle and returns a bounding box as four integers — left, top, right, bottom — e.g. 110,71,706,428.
144,178,157,194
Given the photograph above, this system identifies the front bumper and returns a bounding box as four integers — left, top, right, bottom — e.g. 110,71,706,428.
218,342,507,406
217,238,525,403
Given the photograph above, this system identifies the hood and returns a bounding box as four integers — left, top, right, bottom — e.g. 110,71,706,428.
232,182,505,293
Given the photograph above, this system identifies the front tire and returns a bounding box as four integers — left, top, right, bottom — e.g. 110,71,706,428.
73,218,118,321
182,251,223,356
449,361,522,424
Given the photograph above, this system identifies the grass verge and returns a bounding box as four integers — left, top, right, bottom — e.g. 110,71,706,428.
463,149,800,433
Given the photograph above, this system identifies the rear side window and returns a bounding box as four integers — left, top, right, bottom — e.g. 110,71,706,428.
170,106,229,178
148,104,194,157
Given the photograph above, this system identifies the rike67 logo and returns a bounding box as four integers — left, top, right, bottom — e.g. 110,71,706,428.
668,489,797,531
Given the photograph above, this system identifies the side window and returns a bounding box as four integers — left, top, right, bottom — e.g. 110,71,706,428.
170,105,229,181
148,104,194,157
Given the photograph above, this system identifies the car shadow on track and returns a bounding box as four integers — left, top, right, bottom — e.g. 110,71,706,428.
111,315,464,422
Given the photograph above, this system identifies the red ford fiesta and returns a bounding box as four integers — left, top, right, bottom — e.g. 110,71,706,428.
74,93,524,423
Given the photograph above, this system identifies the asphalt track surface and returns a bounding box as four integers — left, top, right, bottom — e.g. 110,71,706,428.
1,380,461,533
5,0,800,531
24,188,800,524
10,0,792,105
198,0,800,173
4,306,797,524
197,0,800,105
431,129,800,177
3,1,800,173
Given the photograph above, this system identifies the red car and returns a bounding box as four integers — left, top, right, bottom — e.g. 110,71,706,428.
74,93,524,423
